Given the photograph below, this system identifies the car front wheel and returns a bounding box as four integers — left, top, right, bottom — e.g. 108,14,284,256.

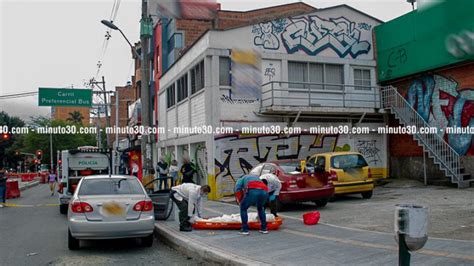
314,198,328,208
361,191,373,199
68,229,80,250
142,234,154,247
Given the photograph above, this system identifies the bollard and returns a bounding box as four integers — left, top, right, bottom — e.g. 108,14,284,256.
395,204,428,266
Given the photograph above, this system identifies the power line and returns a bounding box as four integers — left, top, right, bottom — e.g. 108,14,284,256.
0,91,38,99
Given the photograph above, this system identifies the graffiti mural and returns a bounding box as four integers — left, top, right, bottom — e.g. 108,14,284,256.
251,14,372,58
214,134,340,195
252,18,288,50
281,16,371,58
406,74,474,155
356,140,381,165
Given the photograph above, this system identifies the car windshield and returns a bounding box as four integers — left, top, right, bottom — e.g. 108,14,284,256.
331,154,368,169
278,162,302,175
78,178,144,195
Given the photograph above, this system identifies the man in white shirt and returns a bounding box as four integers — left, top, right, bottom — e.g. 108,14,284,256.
170,183,211,231
260,173,282,217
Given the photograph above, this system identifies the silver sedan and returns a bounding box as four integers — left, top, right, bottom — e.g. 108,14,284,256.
67,175,155,250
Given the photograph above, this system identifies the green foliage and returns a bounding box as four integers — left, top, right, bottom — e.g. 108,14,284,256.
0,111,25,168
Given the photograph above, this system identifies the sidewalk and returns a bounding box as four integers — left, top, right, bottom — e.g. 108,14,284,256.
155,200,474,265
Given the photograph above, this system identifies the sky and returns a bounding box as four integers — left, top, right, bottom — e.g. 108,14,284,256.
0,0,413,121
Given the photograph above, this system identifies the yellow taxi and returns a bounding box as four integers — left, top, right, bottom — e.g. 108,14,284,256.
306,152,374,199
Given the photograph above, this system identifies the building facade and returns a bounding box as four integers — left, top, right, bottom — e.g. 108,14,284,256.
375,0,474,187
157,4,387,199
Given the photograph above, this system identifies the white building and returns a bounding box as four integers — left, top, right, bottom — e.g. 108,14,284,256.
157,5,387,200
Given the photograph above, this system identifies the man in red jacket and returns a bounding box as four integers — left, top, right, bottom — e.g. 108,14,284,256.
235,175,269,235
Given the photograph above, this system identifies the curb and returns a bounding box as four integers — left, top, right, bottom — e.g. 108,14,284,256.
154,223,271,266
19,180,40,191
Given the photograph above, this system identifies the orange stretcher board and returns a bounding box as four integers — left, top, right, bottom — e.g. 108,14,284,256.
192,217,283,230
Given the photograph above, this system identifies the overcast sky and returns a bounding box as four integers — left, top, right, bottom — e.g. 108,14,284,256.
0,0,413,121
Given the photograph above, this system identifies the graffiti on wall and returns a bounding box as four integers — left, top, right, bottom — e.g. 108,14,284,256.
356,140,381,164
252,15,372,58
252,19,288,50
214,134,340,195
406,74,474,155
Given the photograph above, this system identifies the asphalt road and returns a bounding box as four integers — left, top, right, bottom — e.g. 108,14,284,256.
0,184,199,266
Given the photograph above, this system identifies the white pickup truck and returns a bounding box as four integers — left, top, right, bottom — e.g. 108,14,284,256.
58,147,115,214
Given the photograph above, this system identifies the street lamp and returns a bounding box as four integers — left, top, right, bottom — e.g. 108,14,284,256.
101,20,141,58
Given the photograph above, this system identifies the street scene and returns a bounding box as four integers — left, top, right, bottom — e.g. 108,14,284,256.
1,0,473,265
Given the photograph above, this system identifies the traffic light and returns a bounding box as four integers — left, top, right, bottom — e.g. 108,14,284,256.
36,150,43,159
1,133,9,140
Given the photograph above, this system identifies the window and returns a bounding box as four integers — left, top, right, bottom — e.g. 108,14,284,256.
177,74,188,102
316,157,326,169
354,68,371,90
78,178,144,195
288,61,307,89
191,60,205,94
166,84,176,108
167,33,183,50
325,64,343,90
219,57,231,86
331,154,368,169
288,62,344,90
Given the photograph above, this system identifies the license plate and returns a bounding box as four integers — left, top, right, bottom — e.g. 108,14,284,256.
103,202,125,216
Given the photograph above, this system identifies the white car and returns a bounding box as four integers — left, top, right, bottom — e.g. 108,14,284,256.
67,175,155,250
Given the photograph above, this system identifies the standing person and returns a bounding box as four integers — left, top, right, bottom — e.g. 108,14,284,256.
168,160,179,186
0,168,8,208
180,158,195,184
131,163,139,178
235,175,269,235
156,157,169,190
48,171,57,196
260,173,282,217
170,183,211,232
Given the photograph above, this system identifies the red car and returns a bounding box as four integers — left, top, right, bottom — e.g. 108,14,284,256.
249,160,335,210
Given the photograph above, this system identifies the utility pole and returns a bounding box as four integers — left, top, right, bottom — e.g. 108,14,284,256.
140,0,153,175
90,77,112,148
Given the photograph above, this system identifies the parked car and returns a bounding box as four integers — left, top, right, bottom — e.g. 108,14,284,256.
248,160,334,210
67,175,155,250
306,152,374,199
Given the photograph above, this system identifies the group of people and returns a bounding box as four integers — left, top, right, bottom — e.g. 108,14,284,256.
169,170,281,235
156,157,196,190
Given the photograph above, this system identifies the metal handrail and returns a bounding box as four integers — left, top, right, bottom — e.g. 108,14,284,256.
381,86,461,183
260,81,381,110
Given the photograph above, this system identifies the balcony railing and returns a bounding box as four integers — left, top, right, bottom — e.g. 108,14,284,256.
260,81,381,111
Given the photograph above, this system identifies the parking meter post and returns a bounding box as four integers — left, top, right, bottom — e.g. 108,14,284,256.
398,233,411,266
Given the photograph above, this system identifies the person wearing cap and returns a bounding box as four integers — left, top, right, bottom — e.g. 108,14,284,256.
260,172,282,217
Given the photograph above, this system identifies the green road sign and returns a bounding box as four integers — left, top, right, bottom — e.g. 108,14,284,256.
38,88,92,107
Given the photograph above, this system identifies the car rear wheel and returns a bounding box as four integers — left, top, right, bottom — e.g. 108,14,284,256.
361,191,373,199
314,198,328,208
68,229,80,250
59,204,68,215
141,234,154,247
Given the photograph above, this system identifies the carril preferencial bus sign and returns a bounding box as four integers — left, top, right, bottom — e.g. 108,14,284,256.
38,88,92,107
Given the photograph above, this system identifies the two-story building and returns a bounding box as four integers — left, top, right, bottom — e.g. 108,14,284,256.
157,4,387,200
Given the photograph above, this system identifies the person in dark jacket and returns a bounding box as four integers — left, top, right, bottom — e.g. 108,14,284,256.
0,168,8,207
156,157,169,190
235,175,269,235
180,158,195,184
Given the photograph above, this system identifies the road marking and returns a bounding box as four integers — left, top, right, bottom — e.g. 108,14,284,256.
204,205,474,262
3,203,59,207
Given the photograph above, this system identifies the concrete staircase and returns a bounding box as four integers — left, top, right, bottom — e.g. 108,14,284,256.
381,86,473,188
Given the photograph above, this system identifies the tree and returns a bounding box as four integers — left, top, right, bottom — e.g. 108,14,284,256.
66,111,84,124
0,111,25,168
23,117,96,169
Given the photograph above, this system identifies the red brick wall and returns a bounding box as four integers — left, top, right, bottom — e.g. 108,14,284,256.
174,3,315,52
388,62,474,157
